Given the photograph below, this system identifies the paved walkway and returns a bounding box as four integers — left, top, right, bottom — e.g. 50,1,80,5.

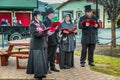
0,56,120,80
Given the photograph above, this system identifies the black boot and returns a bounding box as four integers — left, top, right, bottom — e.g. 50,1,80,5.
89,62,95,66
51,67,60,72
81,63,85,67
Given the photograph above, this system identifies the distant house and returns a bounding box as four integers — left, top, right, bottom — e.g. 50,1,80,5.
0,0,38,26
51,3,61,21
57,0,112,28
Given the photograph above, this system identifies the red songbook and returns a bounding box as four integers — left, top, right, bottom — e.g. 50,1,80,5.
44,22,62,32
60,27,77,34
81,19,97,27
90,20,96,27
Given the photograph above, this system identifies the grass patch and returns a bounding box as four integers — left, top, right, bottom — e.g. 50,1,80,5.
74,51,120,76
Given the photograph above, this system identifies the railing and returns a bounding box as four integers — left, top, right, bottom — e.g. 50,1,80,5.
76,28,120,45
0,26,29,48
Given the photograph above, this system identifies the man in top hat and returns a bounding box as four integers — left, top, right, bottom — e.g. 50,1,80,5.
78,5,99,67
43,8,60,73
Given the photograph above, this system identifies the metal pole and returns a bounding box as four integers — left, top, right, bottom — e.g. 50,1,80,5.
96,0,99,43
96,0,98,20
2,34,4,48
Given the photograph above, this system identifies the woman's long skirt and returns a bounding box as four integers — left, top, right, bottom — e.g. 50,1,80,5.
26,49,48,78
59,49,74,69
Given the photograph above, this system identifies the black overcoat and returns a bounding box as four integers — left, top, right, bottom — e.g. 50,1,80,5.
43,17,58,46
78,15,98,44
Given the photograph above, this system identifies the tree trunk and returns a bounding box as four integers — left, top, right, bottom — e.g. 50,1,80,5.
111,19,116,48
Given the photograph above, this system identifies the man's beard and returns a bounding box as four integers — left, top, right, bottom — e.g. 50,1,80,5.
86,14,93,18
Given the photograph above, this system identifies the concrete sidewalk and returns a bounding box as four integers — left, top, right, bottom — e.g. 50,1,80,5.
0,56,120,80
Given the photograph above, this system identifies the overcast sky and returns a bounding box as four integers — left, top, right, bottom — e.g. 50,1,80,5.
39,0,68,4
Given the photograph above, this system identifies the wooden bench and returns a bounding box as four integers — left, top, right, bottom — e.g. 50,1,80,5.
11,51,59,69
0,47,59,69
11,47,29,69
11,53,29,69
0,49,9,66
15,46,29,52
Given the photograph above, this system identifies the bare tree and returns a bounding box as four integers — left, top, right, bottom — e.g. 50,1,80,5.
99,0,120,48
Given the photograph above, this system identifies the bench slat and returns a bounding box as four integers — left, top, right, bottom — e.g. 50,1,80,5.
11,54,29,58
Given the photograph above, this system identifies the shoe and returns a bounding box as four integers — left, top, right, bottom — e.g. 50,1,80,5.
51,68,60,72
60,67,64,69
35,78,42,80
63,66,70,69
81,63,85,67
42,75,46,78
89,63,95,66
34,77,43,80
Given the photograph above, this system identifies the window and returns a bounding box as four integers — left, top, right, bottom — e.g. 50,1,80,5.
76,11,82,19
0,12,12,25
15,13,30,26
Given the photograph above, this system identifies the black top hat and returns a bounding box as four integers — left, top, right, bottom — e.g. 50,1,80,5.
32,10,41,17
46,8,55,15
84,5,92,12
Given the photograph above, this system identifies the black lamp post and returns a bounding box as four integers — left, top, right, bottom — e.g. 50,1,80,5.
43,4,48,20
96,0,99,43
96,0,98,20
2,34,4,48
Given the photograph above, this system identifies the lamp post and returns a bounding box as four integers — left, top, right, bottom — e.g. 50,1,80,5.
2,34,4,48
96,0,98,20
43,4,48,20
96,0,99,43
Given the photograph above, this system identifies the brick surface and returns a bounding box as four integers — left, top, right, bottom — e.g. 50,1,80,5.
0,56,120,80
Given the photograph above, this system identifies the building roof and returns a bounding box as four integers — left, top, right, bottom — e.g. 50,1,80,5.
57,0,99,9
57,0,83,9
56,0,70,9
50,3,61,9
0,0,38,9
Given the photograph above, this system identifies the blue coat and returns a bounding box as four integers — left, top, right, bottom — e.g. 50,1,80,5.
59,21,76,52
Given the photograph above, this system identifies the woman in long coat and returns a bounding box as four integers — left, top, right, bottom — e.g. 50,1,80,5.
26,10,48,79
59,14,76,69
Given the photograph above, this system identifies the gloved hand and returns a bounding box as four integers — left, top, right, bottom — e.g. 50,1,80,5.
47,30,54,36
